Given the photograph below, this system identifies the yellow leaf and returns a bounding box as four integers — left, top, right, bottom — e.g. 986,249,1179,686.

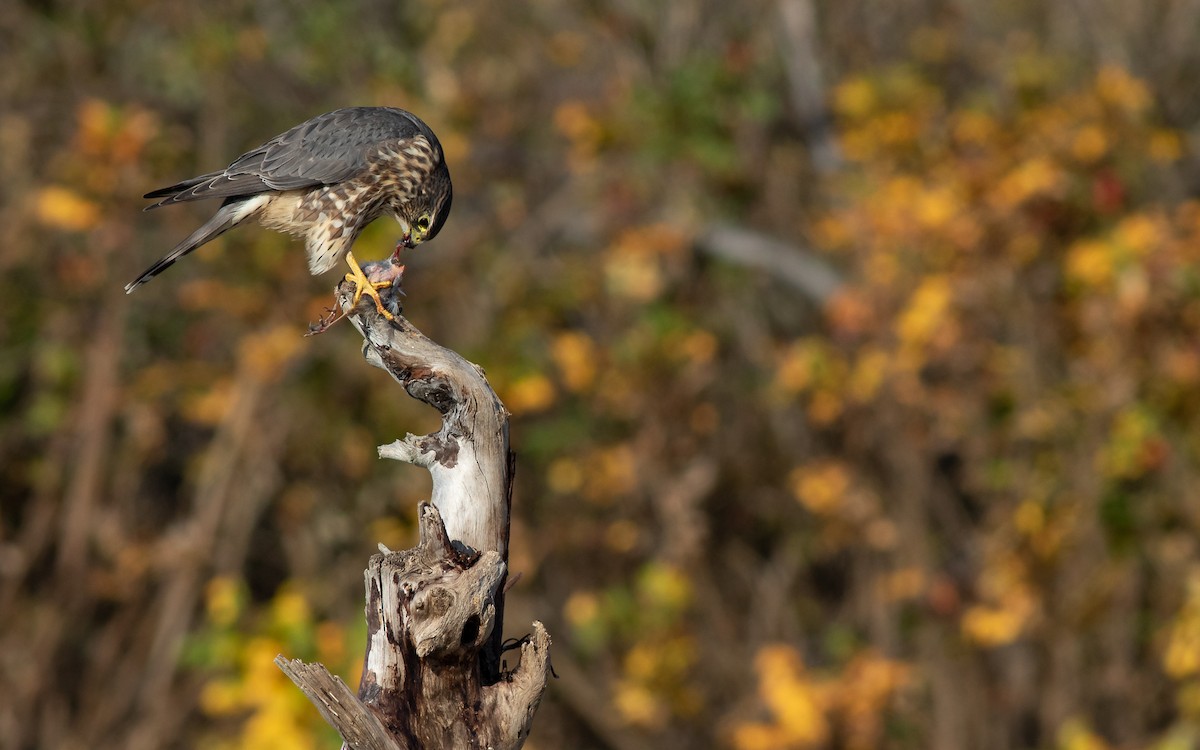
882,567,927,602
1098,405,1161,480
1165,627,1200,680
1057,717,1110,750
961,601,1030,647
583,444,637,502
755,645,829,746
1114,214,1162,257
505,374,556,415
914,185,961,230
813,215,853,251
848,347,889,402
553,101,601,144
776,339,840,395
1094,65,1150,113
199,679,244,716
1150,129,1184,163
730,723,791,750
638,564,692,611
239,325,305,382
605,253,662,301
679,330,718,366
546,457,584,494
1014,500,1045,537
777,345,814,393
788,461,851,515
1176,681,1200,721
271,587,311,629
951,109,998,146
75,98,115,156
613,679,666,728
563,591,600,627
991,157,1065,209
896,275,952,348
837,651,912,729
243,709,316,750
874,111,920,147
623,642,661,682
833,77,876,119
807,390,843,425
182,378,236,426
1065,240,1114,288
34,186,100,231
205,576,242,627
551,331,597,392
368,517,409,549
1071,124,1110,164
1164,572,1200,679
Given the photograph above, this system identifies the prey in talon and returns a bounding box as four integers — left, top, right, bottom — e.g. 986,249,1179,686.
356,260,407,318
306,261,406,336
127,107,452,321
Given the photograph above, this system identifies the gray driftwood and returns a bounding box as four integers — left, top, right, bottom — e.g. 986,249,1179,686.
278,265,550,749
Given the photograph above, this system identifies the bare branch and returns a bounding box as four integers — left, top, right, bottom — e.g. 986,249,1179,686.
341,270,511,560
776,0,842,173
695,223,843,305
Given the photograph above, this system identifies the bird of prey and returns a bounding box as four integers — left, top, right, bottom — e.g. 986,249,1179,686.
127,106,453,319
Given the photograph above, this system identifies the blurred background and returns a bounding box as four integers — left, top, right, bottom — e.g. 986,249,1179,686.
5,1,1200,748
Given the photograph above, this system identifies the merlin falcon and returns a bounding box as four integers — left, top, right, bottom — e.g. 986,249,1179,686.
127,106,453,319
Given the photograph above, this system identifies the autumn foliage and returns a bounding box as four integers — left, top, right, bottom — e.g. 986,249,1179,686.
6,4,1200,749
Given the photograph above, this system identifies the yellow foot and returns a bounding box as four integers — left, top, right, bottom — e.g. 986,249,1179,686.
343,250,396,320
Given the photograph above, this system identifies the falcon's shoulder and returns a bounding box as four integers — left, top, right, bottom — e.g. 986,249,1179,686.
145,108,441,208
238,107,440,189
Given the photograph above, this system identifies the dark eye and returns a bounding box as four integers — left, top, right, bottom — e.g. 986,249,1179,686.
416,214,431,232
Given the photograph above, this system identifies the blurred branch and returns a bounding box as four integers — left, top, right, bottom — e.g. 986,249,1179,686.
694,224,843,305
548,647,660,750
279,269,549,748
1059,0,1131,68
56,289,126,578
776,0,842,173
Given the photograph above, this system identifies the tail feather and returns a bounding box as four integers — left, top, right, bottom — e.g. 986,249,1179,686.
142,172,223,210
126,202,244,293
144,175,209,199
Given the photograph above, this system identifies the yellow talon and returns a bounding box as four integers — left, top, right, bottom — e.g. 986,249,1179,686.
343,250,395,320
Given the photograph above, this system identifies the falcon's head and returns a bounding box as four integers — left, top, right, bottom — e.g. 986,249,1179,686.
398,161,452,250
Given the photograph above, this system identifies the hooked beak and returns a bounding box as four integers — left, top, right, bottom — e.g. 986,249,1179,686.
392,232,416,263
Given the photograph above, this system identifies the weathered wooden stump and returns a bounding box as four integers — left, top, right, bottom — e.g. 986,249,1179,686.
277,264,550,749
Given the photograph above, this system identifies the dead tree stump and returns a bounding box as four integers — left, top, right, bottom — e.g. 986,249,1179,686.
277,265,550,749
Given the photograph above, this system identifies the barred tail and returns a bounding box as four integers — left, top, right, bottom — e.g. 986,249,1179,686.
125,197,263,293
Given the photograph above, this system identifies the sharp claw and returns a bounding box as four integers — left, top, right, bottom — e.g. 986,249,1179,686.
351,283,395,320
343,250,398,321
